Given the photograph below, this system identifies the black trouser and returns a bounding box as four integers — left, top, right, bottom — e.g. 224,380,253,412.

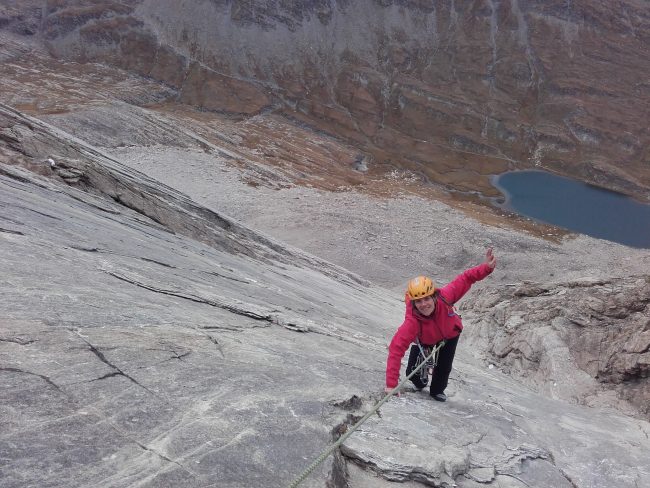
405,335,459,396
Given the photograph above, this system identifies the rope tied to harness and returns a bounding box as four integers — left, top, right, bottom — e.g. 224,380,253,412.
287,340,446,488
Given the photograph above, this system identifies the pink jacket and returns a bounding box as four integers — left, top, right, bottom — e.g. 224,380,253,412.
385,263,493,388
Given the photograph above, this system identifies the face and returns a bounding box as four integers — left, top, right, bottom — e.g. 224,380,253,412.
413,295,436,316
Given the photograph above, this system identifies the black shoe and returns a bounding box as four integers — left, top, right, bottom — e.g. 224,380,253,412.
431,393,447,402
410,377,428,391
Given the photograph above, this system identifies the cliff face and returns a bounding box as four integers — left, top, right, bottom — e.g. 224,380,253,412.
3,101,650,488
3,0,649,199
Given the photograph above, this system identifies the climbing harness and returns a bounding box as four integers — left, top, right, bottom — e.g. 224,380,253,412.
287,340,446,488
415,340,434,385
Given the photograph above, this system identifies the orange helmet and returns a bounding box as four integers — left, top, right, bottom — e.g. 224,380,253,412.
406,276,435,300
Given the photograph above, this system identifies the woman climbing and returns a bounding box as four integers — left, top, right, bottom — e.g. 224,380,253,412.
385,248,497,401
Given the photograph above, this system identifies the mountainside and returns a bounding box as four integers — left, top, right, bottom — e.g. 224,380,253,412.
2,3,650,487
2,0,650,201
2,101,650,488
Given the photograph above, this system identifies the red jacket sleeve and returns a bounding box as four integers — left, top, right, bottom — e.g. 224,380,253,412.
439,263,493,304
385,317,419,388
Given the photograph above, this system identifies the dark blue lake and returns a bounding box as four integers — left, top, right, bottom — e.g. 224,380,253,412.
492,170,650,249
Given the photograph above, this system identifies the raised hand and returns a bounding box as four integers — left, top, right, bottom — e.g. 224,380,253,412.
485,247,497,269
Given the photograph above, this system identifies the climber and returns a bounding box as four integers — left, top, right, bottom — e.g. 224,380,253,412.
385,248,497,402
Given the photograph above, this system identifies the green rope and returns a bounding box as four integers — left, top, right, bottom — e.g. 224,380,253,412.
287,341,445,488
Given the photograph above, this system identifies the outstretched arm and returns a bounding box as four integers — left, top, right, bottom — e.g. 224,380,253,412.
439,248,496,304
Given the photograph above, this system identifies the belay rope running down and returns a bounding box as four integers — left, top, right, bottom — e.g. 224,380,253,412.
287,340,446,488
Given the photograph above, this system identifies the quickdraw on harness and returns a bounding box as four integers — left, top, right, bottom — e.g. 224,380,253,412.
414,339,436,384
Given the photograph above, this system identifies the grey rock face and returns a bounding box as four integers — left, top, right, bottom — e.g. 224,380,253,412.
2,102,650,488
463,277,650,418
341,365,650,488
0,104,393,487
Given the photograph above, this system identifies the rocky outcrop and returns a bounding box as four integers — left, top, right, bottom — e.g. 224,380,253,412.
4,0,648,199
337,377,650,488
463,276,650,417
